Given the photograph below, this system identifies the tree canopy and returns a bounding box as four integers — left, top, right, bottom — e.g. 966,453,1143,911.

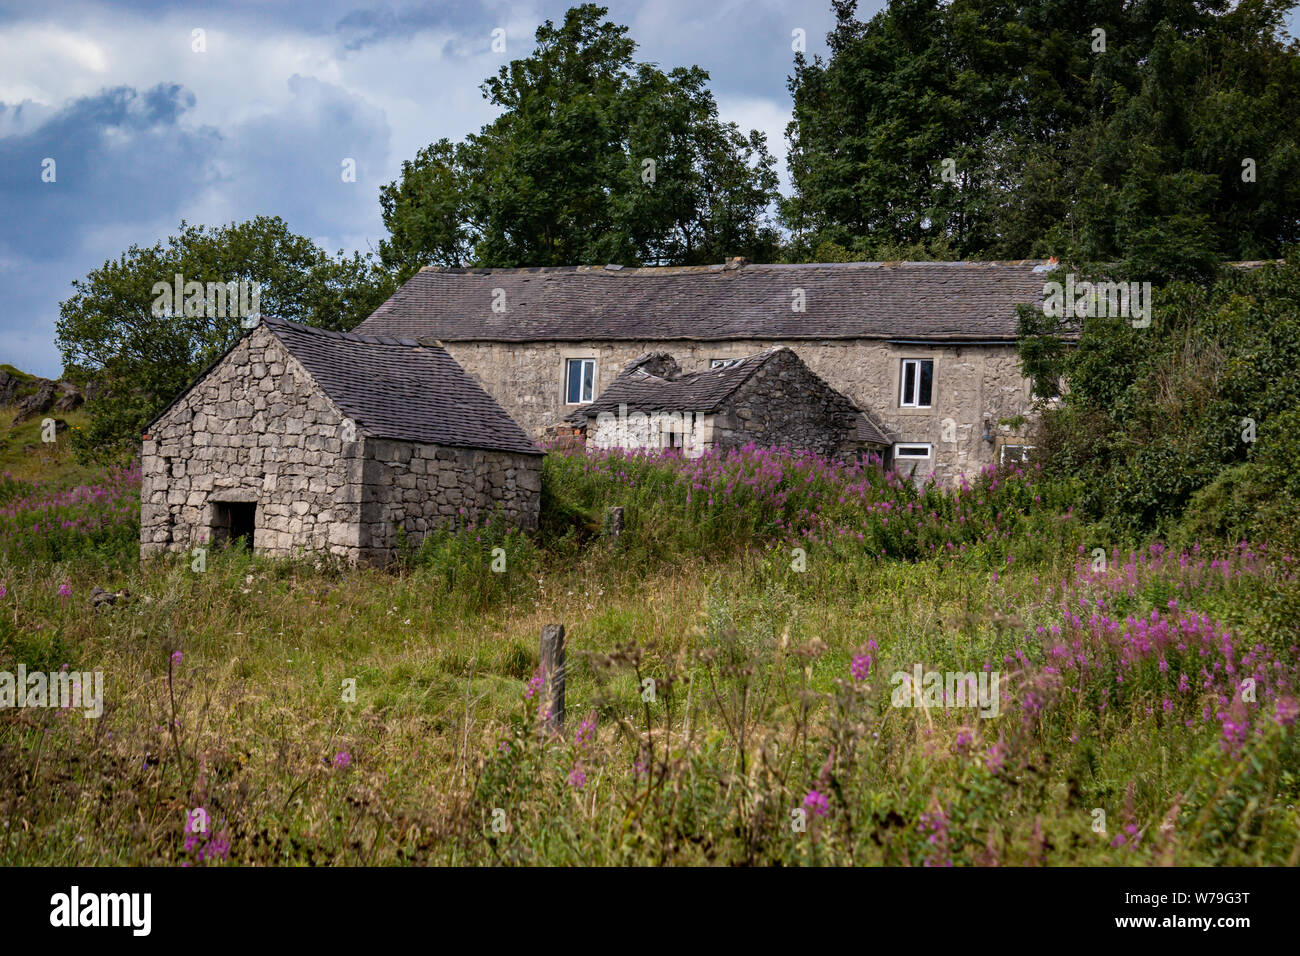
55,216,394,460
783,0,1300,279
378,3,780,279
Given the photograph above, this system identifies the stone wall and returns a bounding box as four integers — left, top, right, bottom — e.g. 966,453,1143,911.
141,325,542,565
359,439,540,563
710,349,864,459
443,339,1035,482
141,326,362,560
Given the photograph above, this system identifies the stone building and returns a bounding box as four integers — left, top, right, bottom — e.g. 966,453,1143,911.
354,258,1048,483
140,317,542,565
567,347,890,460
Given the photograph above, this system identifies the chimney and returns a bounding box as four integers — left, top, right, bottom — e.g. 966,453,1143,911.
724,256,748,270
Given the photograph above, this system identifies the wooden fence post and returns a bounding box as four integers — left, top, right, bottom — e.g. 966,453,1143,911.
539,624,566,732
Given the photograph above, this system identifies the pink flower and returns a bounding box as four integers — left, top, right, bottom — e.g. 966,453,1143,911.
333,751,351,768
803,790,829,817
568,766,587,789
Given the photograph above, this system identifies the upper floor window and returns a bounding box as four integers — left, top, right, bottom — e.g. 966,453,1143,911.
900,358,933,408
566,358,595,404
710,358,740,370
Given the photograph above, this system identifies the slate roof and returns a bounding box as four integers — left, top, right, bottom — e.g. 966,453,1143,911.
853,413,891,446
567,346,893,447
567,348,786,420
260,317,540,456
356,260,1048,343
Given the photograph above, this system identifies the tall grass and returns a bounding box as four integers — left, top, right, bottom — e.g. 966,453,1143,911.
1,446,1296,865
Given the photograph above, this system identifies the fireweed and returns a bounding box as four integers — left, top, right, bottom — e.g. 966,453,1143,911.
2,444,1297,865
0,466,140,563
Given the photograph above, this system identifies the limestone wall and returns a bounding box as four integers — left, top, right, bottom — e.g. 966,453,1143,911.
141,326,362,560
141,325,542,565
359,439,540,563
443,339,1035,482
711,349,863,459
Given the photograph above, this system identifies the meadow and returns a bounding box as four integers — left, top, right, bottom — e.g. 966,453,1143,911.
1,441,1297,865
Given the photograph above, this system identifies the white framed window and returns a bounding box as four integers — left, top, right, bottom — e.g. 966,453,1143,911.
1000,444,1035,465
710,358,740,370
900,358,934,408
893,443,932,460
565,358,595,404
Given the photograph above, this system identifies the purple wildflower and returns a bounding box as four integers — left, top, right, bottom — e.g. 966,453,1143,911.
803,790,829,817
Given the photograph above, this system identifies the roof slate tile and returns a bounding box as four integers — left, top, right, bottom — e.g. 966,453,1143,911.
356,260,1047,342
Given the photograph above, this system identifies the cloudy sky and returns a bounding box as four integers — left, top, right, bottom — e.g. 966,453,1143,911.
6,2,1298,378
0,0,852,377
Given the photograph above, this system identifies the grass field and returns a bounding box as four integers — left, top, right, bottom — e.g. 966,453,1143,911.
1,435,1297,865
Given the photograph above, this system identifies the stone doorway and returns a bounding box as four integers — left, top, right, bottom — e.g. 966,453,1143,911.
211,500,257,550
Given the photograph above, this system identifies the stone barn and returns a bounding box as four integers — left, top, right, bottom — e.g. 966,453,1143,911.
565,347,891,460
140,316,542,566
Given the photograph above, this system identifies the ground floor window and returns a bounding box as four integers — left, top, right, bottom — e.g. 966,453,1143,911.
893,443,932,460
1000,444,1035,465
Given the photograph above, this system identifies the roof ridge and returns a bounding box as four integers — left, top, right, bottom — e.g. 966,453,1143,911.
263,315,422,349
413,259,1052,276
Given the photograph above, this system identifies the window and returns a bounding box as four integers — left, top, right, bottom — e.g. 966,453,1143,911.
1000,444,1035,465
710,358,740,370
900,359,934,408
565,358,595,404
893,443,932,460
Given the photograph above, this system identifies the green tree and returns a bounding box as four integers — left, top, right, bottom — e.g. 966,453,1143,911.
1020,256,1300,537
56,216,395,461
785,0,1300,277
378,4,779,278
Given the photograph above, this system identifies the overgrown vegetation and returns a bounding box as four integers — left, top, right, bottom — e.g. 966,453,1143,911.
1019,257,1300,554
2,448,1296,865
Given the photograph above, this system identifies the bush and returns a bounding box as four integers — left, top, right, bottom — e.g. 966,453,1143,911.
1022,258,1300,545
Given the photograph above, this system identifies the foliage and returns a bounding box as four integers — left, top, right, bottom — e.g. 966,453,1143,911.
55,216,395,461
2,457,1296,865
1021,258,1300,541
784,0,1300,277
378,4,780,277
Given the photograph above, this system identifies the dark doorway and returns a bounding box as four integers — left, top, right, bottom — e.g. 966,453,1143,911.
212,501,257,551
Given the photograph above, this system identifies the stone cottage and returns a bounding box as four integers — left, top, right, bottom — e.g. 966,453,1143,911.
353,258,1048,483
140,316,542,566
567,347,891,460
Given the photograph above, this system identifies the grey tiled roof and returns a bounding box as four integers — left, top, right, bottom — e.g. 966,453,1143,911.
356,260,1048,342
568,348,785,420
264,317,540,456
854,413,891,446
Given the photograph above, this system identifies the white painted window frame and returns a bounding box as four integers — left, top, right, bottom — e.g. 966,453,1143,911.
893,442,933,460
565,357,596,405
999,443,1036,465
899,358,934,408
